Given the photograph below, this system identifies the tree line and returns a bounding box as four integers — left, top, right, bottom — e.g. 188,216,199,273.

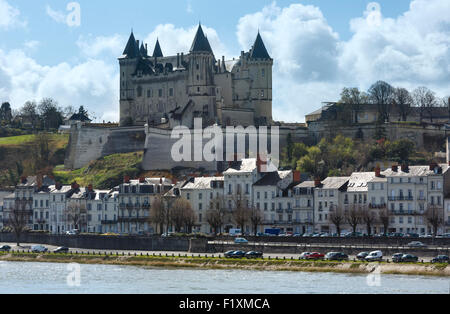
337,81,449,124
0,98,91,131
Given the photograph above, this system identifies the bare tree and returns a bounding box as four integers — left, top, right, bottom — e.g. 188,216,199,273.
368,81,394,122
361,207,377,236
170,198,195,233
150,196,166,235
250,207,263,236
345,205,362,234
7,202,31,246
206,196,227,234
378,208,391,236
413,87,438,123
231,193,251,232
65,202,87,232
329,205,345,236
424,205,444,238
393,87,412,121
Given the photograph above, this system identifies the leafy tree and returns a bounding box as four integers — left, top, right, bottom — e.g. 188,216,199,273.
38,98,64,130
385,139,415,163
0,102,12,123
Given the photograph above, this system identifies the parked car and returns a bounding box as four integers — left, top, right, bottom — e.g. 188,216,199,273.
400,254,419,263
245,251,263,259
392,253,404,263
407,241,427,248
344,232,362,238
442,234,450,238
357,252,369,261
31,245,48,253
307,252,325,260
431,255,449,263
405,233,420,238
299,252,312,260
230,251,246,259
234,238,249,244
365,251,383,262
325,252,348,261
0,245,11,252
53,247,69,254
224,250,236,258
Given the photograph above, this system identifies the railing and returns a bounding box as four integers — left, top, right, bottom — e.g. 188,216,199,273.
388,196,414,201
390,210,423,216
369,204,387,209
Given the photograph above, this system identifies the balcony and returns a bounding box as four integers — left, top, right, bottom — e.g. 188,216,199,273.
118,217,148,223
276,208,283,213
369,203,387,209
388,196,414,201
390,210,423,216
101,220,118,225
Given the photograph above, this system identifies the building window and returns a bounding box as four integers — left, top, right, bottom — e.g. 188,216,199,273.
169,88,174,97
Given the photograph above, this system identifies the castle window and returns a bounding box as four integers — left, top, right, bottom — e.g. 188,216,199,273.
137,86,143,98
196,64,199,70
147,90,151,98
197,75,199,81
262,69,265,77
158,89,163,97
169,88,174,97
197,87,200,93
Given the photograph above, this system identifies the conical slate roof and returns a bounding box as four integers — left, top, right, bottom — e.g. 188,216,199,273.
250,32,271,59
123,31,140,58
190,24,213,54
140,42,148,57
153,39,163,58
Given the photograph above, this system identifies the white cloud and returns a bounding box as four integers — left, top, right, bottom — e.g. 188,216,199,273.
237,0,450,122
0,48,119,122
143,24,231,59
0,0,26,29
76,34,126,58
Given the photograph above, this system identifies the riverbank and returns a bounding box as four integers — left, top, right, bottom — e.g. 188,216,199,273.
1,252,449,277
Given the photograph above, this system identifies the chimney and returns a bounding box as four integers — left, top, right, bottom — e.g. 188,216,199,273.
218,59,221,73
177,53,180,68
314,178,321,187
401,164,409,173
160,177,163,184
257,154,267,173
392,165,398,172
222,56,225,71
124,176,130,184
181,52,184,65
375,166,381,177
293,171,301,183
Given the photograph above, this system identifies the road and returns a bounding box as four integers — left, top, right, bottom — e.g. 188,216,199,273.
0,242,443,263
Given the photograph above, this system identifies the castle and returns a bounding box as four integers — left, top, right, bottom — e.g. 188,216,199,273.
119,24,273,129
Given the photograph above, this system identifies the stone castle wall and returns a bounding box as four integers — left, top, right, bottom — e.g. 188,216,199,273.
64,123,146,170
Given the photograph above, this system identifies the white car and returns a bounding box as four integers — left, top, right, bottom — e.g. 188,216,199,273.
407,241,427,248
31,245,48,253
365,251,383,262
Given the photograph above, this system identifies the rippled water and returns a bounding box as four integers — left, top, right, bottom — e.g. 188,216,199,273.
0,261,448,294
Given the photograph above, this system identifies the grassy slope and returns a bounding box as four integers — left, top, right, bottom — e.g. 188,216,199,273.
53,151,145,189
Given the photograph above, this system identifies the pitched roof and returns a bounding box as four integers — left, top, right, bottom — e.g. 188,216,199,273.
253,171,281,186
140,42,148,57
346,172,376,192
319,177,350,190
182,177,224,190
122,32,139,59
190,24,214,54
250,32,271,59
153,39,163,58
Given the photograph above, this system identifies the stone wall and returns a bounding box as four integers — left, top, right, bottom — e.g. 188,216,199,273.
64,123,146,169
0,233,189,252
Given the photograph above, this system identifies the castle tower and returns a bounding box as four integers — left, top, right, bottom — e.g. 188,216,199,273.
187,24,217,126
119,31,140,126
153,39,163,58
248,32,273,125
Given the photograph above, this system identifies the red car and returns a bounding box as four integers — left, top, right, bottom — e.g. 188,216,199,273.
306,252,325,260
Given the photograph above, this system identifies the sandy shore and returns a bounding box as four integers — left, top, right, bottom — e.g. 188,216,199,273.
1,252,449,277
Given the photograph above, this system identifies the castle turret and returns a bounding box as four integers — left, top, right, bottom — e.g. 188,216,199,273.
153,39,163,58
119,31,140,126
187,24,217,126
248,32,273,124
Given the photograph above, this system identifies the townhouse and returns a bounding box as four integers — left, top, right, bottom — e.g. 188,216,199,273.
180,176,224,233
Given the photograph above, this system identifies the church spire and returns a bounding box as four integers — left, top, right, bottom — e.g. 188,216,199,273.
250,32,271,60
122,31,140,59
190,24,213,54
153,39,163,58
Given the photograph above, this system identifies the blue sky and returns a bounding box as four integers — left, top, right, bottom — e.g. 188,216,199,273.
0,0,448,122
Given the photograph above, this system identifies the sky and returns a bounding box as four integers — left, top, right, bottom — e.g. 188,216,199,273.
0,0,448,123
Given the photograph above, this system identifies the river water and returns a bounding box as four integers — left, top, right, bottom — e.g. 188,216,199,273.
0,261,448,294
